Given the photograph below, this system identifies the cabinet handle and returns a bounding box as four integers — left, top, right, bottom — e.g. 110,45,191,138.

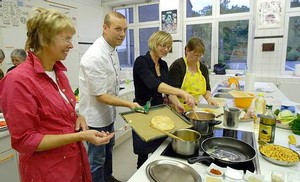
0,153,14,163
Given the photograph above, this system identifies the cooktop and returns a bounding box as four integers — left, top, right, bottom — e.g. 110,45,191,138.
160,128,260,174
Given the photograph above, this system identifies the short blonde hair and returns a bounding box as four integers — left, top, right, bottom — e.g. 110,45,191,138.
25,8,75,51
148,31,173,51
104,11,126,27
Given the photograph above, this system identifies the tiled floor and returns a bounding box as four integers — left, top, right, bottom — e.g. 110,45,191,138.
112,136,138,181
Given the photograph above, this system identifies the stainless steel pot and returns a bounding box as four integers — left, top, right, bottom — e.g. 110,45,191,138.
184,111,222,135
171,129,201,156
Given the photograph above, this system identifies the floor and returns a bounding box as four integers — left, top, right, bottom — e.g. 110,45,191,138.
112,136,138,182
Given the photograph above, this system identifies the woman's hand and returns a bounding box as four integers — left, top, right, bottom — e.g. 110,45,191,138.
75,115,89,131
207,97,218,106
81,130,114,146
179,90,196,108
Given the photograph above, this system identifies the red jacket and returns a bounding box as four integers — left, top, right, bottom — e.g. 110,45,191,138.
0,51,91,182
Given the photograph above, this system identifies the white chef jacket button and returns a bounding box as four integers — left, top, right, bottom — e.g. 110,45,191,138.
63,156,66,159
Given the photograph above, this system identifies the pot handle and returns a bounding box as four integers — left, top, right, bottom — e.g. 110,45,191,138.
187,156,213,164
208,120,222,126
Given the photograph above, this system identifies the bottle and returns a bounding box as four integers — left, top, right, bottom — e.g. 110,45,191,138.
258,105,276,143
255,93,266,117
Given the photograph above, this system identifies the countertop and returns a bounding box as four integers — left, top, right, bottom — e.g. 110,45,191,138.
128,82,300,182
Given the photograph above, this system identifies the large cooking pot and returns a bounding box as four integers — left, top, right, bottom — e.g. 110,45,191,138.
187,137,256,165
184,111,222,135
172,129,201,156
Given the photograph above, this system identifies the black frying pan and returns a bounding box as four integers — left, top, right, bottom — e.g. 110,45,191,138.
188,137,256,165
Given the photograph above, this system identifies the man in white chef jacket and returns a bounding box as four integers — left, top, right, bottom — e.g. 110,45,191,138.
78,11,141,182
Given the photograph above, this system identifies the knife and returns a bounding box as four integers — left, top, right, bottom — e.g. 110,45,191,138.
288,135,300,151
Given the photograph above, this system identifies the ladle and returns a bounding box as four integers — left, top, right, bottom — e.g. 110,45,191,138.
150,124,185,141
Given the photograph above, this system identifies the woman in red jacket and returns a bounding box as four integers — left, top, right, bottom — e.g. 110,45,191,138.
0,8,114,182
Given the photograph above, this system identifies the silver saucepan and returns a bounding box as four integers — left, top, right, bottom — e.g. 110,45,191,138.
184,111,222,135
171,129,201,156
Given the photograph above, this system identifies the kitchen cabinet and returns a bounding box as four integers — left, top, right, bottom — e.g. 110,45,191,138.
115,83,135,146
0,132,20,182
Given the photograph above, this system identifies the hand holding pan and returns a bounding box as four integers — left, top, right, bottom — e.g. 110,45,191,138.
188,137,256,165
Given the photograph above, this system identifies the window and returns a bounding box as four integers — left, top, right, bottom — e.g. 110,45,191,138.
186,23,212,67
218,20,249,70
291,0,300,8
118,29,135,67
220,0,250,15
286,16,300,71
186,0,212,17
185,0,252,71
115,3,160,68
138,4,159,22
116,8,134,24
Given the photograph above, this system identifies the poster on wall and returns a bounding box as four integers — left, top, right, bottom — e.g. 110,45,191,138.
161,9,177,34
257,0,284,29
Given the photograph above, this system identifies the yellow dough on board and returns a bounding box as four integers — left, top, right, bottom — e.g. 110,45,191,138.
151,115,175,131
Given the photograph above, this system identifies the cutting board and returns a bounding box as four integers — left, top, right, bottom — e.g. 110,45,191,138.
120,105,192,142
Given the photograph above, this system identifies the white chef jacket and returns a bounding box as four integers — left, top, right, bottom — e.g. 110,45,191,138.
79,36,120,127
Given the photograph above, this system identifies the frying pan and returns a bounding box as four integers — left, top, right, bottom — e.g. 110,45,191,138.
188,137,256,165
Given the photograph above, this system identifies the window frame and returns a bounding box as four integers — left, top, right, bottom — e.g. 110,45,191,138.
183,0,254,72
114,2,160,69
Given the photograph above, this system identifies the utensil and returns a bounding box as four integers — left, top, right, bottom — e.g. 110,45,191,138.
184,111,222,135
150,124,185,141
114,123,131,133
171,129,201,156
188,137,256,165
223,107,241,128
288,135,300,151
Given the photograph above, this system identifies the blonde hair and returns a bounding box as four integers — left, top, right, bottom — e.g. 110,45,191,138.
148,31,173,51
185,37,205,55
25,8,75,52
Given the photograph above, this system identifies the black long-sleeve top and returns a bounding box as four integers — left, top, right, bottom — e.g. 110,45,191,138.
133,51,169,106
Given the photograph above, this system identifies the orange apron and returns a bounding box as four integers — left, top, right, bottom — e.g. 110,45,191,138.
179,57,206,111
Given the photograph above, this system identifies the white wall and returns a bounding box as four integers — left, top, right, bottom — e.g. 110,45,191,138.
0,0,103,89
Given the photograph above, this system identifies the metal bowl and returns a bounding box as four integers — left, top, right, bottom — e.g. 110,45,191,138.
146,159,201,182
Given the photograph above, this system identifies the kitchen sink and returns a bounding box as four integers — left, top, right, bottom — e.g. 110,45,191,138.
216,88,232,93
213,93,234,99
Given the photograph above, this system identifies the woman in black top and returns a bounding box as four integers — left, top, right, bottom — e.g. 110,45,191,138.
132,31,195,168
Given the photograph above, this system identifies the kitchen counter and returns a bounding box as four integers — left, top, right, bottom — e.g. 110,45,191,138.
128,82,300,182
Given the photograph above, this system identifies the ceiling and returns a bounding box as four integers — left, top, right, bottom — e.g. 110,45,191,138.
101,0,158,7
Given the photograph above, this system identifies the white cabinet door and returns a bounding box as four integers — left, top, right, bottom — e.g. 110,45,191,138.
0,149,20,182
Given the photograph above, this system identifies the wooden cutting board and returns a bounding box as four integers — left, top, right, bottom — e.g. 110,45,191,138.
120,105,192,142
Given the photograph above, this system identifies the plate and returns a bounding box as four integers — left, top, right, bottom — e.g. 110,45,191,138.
207,163,225,177
146,159,201,182
244,170,264,182
225,166,244,180
259,144,300,166
205,174,223,182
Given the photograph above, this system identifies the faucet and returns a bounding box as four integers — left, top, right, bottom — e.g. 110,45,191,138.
228,76,241,90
